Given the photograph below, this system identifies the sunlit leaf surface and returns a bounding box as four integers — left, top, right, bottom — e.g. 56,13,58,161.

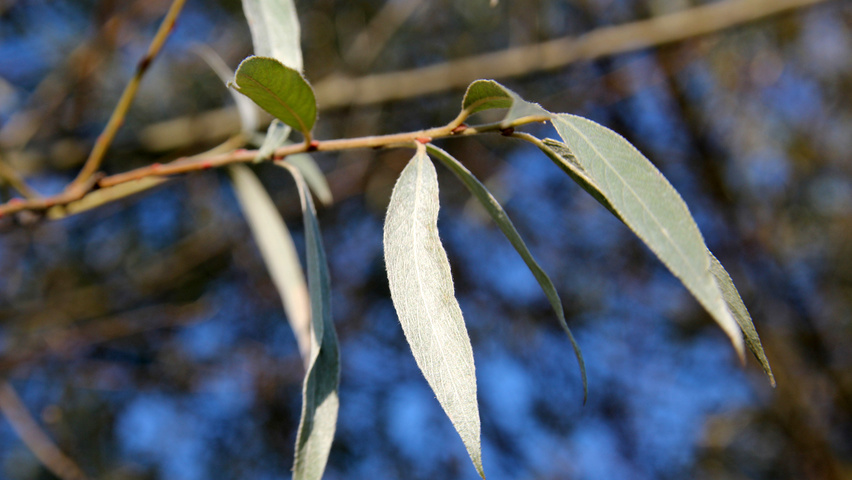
383,145,484,478
551,113,745,358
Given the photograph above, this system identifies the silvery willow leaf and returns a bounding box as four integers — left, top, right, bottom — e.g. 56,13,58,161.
228,164,311,363
551,113,745,358
241,0,303,71
383,144,484,478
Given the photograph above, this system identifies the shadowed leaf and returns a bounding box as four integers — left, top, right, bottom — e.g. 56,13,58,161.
427,143,587,402
709,253,775,386
280,163,340,480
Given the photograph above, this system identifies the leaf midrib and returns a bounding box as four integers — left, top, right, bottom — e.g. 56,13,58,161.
240,72,309,134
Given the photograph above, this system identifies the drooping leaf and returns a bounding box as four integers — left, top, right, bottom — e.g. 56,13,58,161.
241,0,303,71
194,44,260,133
383,145,484,478
709,253,775,386
550,113,745,358
427,144,587,402
228,164,311,363
461,79,550,127
281,154,333,206
231,56,317,139
256,119,292,162
280,163,340,480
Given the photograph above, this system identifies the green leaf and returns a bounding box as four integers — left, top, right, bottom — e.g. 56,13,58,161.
383,145,484,479
231,56,317,139
461,79,550,127
228,164,312,363
427,144,587,402
280,163,341,480
241,0,303,71
551,114,745,358
709,253,775,386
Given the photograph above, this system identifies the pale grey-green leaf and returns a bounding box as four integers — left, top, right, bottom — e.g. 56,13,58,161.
256,120,292,162
551,114,744,358
241,0,303,71
194,45,259,133
283,154,333,206
427,144,587,402
383,145,484,478
281,164,340,480
709,253,775,386
228,164,311,364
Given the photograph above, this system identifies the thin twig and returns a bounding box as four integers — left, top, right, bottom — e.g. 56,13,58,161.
0,114,548,218
67,0,188,194
0,381,89,480
0,154,39,199
313,0,832,108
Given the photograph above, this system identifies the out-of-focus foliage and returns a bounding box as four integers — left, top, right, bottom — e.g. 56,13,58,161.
1,1,851,479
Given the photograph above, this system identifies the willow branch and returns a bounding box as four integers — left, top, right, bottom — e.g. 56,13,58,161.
67,0,187,194
314,0,831,108
0,115,548,218
0,382,89,480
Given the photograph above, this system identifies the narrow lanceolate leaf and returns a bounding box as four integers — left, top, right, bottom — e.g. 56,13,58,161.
241,0,303,71
461,79,550,127
256,120,292,162
231,56,317,139
281,163,340,480
228,164,311,363
427,144,587,402
282,154,333,206
709,253,775,386
551,114,745,359
383,145,484,479
194,44,260,133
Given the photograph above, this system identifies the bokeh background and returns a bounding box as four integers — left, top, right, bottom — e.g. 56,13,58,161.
1,0,851,479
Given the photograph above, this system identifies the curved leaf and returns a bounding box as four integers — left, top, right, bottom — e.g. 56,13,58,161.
241,0,303,71
231,56,317,139
280,164,340,480
283,154,333,206
551,114,745,358
228,164,312,364
709,253,775,386
383,145,484,478
194,45,260,133
427,144,587,402
462,79,550,127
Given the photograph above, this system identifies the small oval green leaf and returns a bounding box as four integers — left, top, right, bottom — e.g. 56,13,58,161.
231,56,317,138
383,145,484,478
427,144,587,402
462,79,550,127
551,113,745,358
